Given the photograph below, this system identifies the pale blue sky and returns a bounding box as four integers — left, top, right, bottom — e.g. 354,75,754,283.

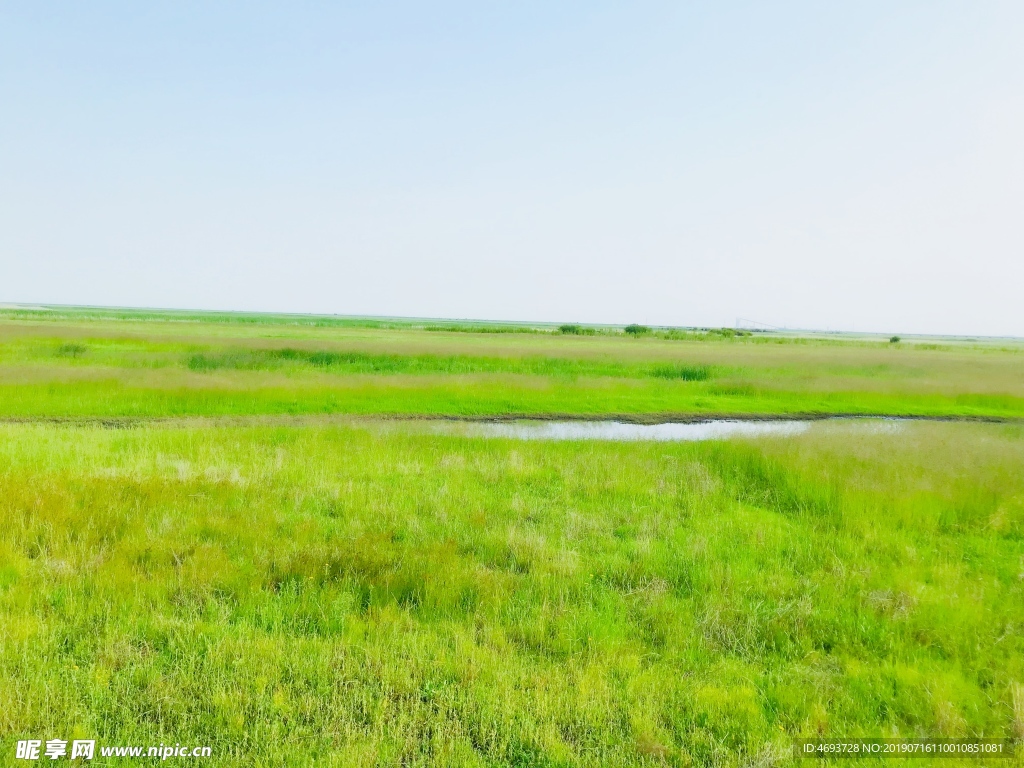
2,2,1022,334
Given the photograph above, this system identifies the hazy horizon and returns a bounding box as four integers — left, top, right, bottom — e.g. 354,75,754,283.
3,3,1023,336
7,300,1024,340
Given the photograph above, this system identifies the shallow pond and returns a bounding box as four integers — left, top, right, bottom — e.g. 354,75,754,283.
463,419,808,441
407,417,907,442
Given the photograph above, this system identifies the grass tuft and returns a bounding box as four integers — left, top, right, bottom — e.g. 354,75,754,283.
55,343,88,357
650,364,712,381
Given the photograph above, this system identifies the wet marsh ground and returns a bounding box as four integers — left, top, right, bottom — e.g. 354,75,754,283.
1,309,1023,765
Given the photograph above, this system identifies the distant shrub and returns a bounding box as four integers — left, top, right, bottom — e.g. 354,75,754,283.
55,343,88,358
659,330,692,340
708,328,749,339
624,324,651,336
558,324,595,336
890,336,901,344
650,364,711,381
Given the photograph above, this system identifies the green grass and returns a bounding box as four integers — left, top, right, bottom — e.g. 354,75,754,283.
181,347,716,380
1,307,1023,765
0,309,1022,421
1,421,1022,765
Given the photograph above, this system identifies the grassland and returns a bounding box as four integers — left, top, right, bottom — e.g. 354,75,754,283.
1,308,1023,766
2,421,1023,766
1,307,1023,421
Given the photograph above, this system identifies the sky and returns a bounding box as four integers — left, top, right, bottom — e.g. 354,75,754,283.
2,2,1023,336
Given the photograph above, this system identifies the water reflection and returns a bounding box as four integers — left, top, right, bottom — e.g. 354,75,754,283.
434,419,812,442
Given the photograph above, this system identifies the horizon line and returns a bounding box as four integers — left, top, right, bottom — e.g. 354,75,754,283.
1,301,1021,343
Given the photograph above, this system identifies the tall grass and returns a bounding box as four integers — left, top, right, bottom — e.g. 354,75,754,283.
183,348,718,381
0,421,1021,765
649,364,712,381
